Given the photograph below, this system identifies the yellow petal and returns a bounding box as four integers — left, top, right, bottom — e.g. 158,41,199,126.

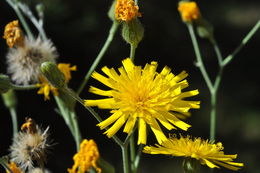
123,114,137,134
105,114,128,138
138,118,147,144
97,111,122,129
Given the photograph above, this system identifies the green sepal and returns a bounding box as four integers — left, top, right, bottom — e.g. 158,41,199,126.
121,18,144,47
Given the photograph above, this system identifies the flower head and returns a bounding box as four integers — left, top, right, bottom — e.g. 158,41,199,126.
68,139,101,173
85,58,200,144
178,1,201,23
9,118,51,171
115,0,141,22
36,63,76,100
6,36,58,85
143,135,244,171
6,162,23,173
3,20,24,48
57,63,77,83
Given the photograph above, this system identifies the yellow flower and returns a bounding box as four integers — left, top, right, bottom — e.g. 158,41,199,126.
58,63,77,82
36,63,76,100
85,58,200,144
6,162,23,173
178,1,201,23
3,20,24,48
143,135,244,171
115,0,141,22
36,76,59,100
68,139,101,173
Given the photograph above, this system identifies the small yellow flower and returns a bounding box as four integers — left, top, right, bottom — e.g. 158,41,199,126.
3,20,24,48
36,63,76,100
68,139,101,173
178,1,201,23
115,0,141,22
6,162,23,173
58,63,77,82
85,58,200,144
36,76,59,100
143,135,244,171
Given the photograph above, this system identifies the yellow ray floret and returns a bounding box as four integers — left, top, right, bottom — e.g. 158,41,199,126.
115,0,141,22
68,139,101,173
178,1,201,22
3,20,24,48
36,63,76,100
85,58,200,145
143,135,244,171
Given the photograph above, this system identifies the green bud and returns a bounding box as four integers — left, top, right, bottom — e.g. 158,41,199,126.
36,3,44,19
196,18,215,44
121,18,144,47
0,74,13,94
1,90,17,108
41,62,65,89
183,158,201,173
108,0,116,21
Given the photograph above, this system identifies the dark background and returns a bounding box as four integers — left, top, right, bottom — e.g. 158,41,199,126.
1,0,260,172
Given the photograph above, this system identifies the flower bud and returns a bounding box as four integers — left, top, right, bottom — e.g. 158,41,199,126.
108,0,116,21
196,18,215,44
121,18,144,47
41,62,65,89
183,158,201,173
0,74,13,94
1,90,17,108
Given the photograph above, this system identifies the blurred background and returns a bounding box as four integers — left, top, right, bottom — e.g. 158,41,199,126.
0,0,260,172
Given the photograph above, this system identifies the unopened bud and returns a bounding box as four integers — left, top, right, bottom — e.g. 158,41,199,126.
108,0,116,21
0,74,13,94
183,158,201,173
1,90,17,108
196,18,215,44
41,62,65,88
36,3,44,19
121,18,144,47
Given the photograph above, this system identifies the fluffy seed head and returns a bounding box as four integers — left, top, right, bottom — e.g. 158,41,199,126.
9,118,51,171
6,36,58,85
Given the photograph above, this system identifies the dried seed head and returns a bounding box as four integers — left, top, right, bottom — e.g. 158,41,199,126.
6,36,58,85
9,118,52,171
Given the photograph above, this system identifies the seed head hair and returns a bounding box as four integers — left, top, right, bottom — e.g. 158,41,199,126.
9,118,52,171
6,36,58,85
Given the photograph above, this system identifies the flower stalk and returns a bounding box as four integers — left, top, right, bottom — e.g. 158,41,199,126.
77,21,119,95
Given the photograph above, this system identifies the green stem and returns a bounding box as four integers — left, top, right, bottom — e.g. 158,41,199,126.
12,84,38,90
121,144,129,173
130,44,137,61
213,43,223,67
10,108,18,137
17,2,48,41
210,91,217,141
0,159,14,173
223,20,260,66
62,87,123,146
5,0,34,39
187,24,214,93
133,144,143,173
71,111,82,151
77,21,119,95
130,135,136,172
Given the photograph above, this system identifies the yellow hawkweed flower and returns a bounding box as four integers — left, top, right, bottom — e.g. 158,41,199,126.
115,0,141,22
58,63,77,82
36,76,59,100
85,58,200,144
68,139,101,173
143,135,244,171
36,63,76,100
3,20,24,48
6,162,23,173
178,1,201,23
